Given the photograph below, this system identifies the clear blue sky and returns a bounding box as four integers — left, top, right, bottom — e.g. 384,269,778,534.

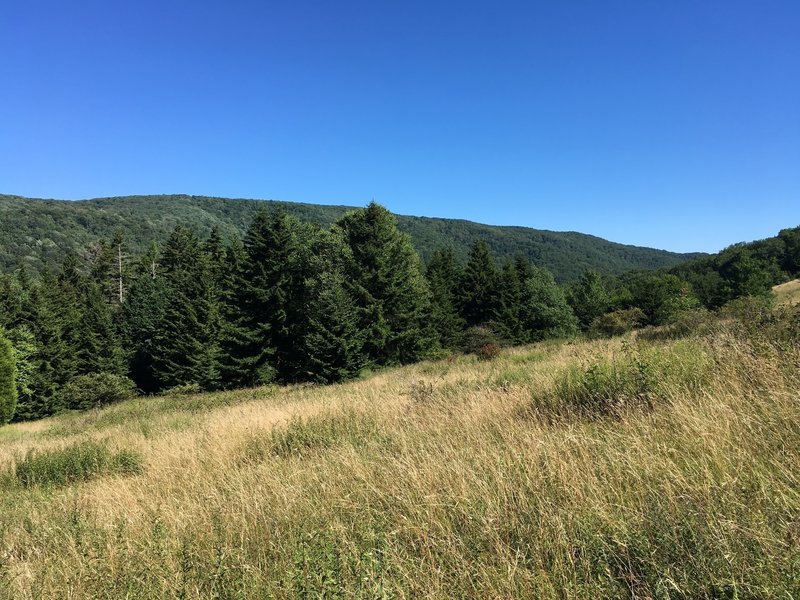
1,1,798,253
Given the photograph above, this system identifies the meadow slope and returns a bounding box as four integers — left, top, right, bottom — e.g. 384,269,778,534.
0,322,798,598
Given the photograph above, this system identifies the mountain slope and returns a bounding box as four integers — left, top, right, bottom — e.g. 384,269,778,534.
0,194,702,280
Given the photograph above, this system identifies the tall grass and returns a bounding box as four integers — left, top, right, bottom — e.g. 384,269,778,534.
0,317,797,598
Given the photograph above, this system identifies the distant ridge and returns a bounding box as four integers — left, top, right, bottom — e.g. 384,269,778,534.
0,194,704,281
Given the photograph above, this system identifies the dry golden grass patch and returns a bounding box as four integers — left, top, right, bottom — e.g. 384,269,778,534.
774,278,800,306
1,331,798,598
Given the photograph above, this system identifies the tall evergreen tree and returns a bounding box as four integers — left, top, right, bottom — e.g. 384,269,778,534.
150,226,218,390
426,248,465,350
16,276,70,419
122,270,169,393
336,202,434,366
222,209,311,385
497,259,525,342
75,280,126,375
0,328,17,425
458,240,501,327
301,232,365,382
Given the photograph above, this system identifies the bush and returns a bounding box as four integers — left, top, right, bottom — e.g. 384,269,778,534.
162,382,203,397
60,373,136,411
460,323,505,355
15,440,143,487
540,341,710,419
719,295,775,327
589,308,646,338
638,308,717,342
475,343,501,361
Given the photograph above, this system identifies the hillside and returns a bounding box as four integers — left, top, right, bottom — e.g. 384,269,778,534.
0,194,702,281
0,314,797,597
774,278,800,306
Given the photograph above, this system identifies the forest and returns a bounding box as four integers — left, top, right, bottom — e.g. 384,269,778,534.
0,194,702,279
0,202,798,424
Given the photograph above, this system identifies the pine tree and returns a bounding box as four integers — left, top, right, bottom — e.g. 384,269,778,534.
497,260,524,342
302,238,366,383
150,226,219,390
426,248,465,350
76,280,126,375
222,210,305,385
122,271,169,393
458,240,501,327
16,277,70,419
336,202,434,366
88,230,129,305
0,328,17,425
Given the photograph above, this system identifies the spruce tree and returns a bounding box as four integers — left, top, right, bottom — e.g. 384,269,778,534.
150,226,220,390
15,278,69,419
0,328,17,425
497,260,524,342
302,262,365,383
426,248,465,350
122,270,169,393
222,209,310,385
336,202,434,366
76,280,126,375
458,240,501,327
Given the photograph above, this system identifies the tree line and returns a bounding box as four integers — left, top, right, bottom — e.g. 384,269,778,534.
1,203,798,424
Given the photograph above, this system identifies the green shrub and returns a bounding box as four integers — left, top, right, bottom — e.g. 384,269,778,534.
638,308,717,342
720,295,775,328
60,373,136,411
475,343,501,361
15,440,143,487
589,308,646,338
541,341,710,418
460,323,506,355
163,382,203,397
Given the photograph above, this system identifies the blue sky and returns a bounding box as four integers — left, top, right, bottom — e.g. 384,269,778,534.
1,1,797,253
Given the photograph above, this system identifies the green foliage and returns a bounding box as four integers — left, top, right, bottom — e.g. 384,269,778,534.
0,194,701,282
546,341,710,418
425,248,465,349
14,440,143,487
0,329,17,424
337,203,435,366
620,271,696,325
719,295,777,332
588,308,647,338
60,373,136,411
568,270,612,330
459,323,507,355
301,264,365,384
458,240,501,327
150,226,220,391
517,267,579,341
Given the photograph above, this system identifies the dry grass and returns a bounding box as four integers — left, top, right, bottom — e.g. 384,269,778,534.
774,278,800,306
0,328,798,598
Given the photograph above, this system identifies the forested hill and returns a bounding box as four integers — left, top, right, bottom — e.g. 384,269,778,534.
0,194,702,281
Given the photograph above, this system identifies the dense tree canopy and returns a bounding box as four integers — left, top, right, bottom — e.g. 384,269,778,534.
0,204,796,424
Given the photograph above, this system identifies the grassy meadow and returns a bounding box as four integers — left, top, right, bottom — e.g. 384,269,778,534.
774,278,800,307
0,316,798,598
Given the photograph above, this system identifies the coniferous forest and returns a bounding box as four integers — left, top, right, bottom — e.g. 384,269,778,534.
0,201,798,424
